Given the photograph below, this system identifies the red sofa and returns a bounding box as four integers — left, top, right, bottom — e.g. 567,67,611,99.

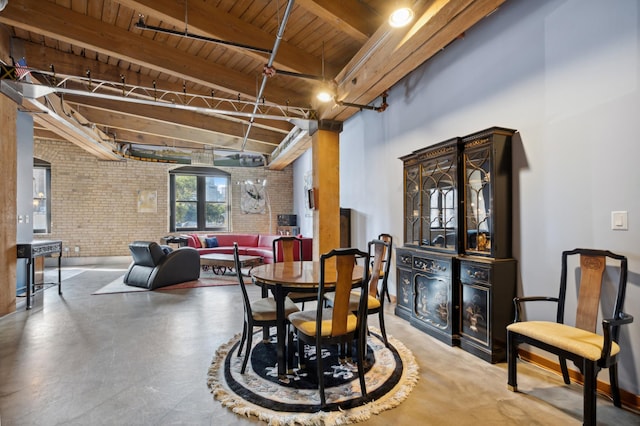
182,233,312,264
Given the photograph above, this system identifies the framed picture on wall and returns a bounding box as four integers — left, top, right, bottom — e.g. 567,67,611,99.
307,188,315,210
137,190,157,213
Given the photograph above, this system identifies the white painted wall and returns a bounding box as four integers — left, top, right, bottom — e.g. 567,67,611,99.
328,0,640,394
293,149,313,237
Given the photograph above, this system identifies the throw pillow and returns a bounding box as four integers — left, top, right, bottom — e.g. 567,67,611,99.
205,237,219,248
190,233,202,248
197,235,207,248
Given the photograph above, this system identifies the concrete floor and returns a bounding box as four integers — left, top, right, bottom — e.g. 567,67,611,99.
0,262,638,426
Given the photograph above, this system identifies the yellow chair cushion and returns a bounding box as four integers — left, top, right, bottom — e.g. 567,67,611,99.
507,321,620,361
251,297,299,322
324,291,381,311
289,308,358,337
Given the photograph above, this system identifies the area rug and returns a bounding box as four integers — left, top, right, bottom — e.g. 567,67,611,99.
207,328,419,425
92,272,239,295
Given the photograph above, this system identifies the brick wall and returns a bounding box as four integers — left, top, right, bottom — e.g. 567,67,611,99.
34,139,293,257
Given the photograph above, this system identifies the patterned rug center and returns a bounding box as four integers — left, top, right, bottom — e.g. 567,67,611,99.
249,337,376,390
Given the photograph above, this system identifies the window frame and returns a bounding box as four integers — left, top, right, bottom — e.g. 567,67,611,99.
169,166,230,232
33,158,51,234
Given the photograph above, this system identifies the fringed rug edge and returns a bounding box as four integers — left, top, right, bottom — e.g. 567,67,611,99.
207,328,420,426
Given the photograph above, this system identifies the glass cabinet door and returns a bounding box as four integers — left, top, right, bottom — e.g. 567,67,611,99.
404,165,420,245
420,152,457,251
461,127,514,259
463,143,492,255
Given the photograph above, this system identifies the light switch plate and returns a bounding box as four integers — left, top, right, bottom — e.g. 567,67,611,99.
611,211,628,230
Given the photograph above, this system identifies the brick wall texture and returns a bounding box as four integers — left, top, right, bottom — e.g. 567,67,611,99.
34,139,293,257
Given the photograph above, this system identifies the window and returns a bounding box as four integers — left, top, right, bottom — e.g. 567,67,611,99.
33,159,51,234
170,167,230,232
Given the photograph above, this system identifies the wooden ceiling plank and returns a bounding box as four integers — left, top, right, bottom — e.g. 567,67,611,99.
294,0,381,42
0,0,305,106
116,0,333,77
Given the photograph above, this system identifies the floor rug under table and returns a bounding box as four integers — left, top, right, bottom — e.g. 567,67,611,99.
207,328,419,426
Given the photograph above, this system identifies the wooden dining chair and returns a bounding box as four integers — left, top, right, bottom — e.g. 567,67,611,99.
506,248,633,426
324,238,392,346
234,243,299,374
272,236,316,309
288,247,370,408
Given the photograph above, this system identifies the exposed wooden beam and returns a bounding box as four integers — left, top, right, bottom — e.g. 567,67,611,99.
325,0,506,121
28,98,120,160
72,103,275,155
34,128,65,140
66,96,283,148
0,0,305,106
97,128,218,151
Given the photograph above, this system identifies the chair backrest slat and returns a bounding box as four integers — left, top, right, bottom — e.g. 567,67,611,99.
576,253,606,332
368,241,385,297
318,248,369,338
273,236,303,263
330,254,356,336
558,249,628,339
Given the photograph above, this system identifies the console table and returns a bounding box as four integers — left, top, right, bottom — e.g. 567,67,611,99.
17,240,62,309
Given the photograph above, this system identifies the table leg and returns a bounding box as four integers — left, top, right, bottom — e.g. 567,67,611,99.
57,254,62,294
26,259,32,310
274,284,287,379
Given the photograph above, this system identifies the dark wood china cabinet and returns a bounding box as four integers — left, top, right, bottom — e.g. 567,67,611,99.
396,127,517,363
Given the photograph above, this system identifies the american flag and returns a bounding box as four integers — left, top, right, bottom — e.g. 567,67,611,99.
14,58,30,80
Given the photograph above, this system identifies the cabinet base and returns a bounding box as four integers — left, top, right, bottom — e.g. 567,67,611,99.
410,317,459,346
459,339,505,363
394,307,412,321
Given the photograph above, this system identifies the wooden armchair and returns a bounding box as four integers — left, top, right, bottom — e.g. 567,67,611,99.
506,248,633,426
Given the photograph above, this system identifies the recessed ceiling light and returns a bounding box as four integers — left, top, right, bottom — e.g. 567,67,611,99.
316,90,333,103
389,7,414,28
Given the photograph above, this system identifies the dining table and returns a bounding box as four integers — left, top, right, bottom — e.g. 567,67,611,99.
251,260,364,378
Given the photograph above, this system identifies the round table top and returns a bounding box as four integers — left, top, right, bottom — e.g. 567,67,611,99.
251,261,364,290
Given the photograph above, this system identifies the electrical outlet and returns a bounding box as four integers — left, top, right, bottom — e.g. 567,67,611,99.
74,246,80,253
64,247,69,252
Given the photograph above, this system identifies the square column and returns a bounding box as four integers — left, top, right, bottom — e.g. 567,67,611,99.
311,121,342,259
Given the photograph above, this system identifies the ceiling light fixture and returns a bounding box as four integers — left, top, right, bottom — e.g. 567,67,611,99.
389,6,414,28
0,0,7,12
316,81,335,103
316,90,333,103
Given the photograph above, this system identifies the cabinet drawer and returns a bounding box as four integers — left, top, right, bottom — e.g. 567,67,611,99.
460,262,491,284
413,256,450,274
396,249,413,268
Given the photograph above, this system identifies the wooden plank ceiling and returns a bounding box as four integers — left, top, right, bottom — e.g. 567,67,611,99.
0,0,507,169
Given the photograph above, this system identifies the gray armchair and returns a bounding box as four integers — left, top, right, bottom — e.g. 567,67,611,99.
123,241,200,289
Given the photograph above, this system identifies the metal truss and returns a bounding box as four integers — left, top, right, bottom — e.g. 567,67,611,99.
19,68,316,123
